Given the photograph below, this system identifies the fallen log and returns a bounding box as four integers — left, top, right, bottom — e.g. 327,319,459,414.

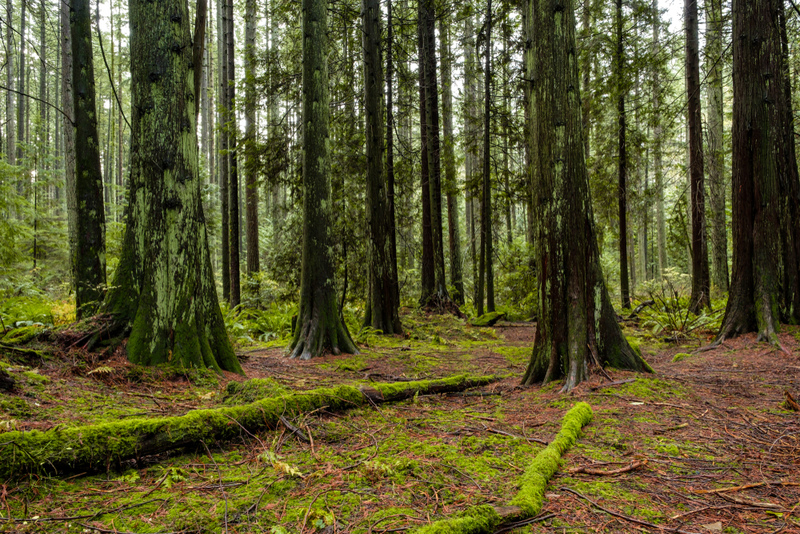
0,373,500,479
411,402,593,533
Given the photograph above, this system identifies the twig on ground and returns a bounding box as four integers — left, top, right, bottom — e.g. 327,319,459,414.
693,481,800,494
569,459,647,476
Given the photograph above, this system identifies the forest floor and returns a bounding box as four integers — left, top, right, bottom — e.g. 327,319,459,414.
0,309,799,533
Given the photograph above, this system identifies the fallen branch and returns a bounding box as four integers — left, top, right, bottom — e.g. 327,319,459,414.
410,402,594,534
693,481,800,494
569,459,647,476
784,390,800,412
0,374,500,479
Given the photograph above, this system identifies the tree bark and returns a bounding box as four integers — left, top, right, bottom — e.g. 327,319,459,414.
289,0,358,359
71,0,107,318
718,0,784,343
386,0,401,317
652,0,667,278
226,0,241,307
4,0,13,164
522,0,650,392
217,0,230,302
244,0,260,278
464,12,481,305
101,0,242,373
481,0,495,314
705,0,728,293
686,0,711,313
615,0,630,310
439,20,464,306
60,0,76,289
363,0,402,335
418,11,434,305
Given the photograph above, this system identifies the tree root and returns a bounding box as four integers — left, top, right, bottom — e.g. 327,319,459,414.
411,402,593,534
0,373,500,479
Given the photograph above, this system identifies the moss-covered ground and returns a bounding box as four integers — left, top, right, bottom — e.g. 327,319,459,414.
0,309,799,532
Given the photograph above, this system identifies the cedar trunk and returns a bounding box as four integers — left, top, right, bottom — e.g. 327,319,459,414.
102,0,241,373
289,0,358,359
523,0,649,392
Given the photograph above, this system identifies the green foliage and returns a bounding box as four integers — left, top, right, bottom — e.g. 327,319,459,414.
0,296,56,328
223,302,298,345
493,238,537,319
638,274,724,341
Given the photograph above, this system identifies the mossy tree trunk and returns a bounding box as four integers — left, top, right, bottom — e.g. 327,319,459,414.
478,0,495,316
101,0,242,373
717,0,784,343
60,0,77,307
217,0,230,302
289,0,358,359
70,0,107,319
417,16,435,305
363,0,402,335
686,0,711,314
226,0,241,307
386,0,401,317
522,0,649,392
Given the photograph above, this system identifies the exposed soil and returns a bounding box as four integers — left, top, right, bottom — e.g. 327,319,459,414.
0,312,799,533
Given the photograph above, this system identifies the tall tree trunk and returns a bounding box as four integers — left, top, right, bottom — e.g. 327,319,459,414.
16,0,26,165
523,0,649,392
102,0,241,372
61,0,76,287
718,0,784,343
289,0,358,359
71,0,107,317
386,0,401,315
615,0,630,309
464,12,480,304
5,0,13,164
226,0,241,306
653,0,667,277
439,19,464,305
419,0,449,306
244,0,260,278
363,0,402,334
481,0,495,314
705,0,728,293
686,0,711,313
217,0,230,301
418,8,434,305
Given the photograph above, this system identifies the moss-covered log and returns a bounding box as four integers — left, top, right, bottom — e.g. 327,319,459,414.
0,374,499,479
412,402,593,534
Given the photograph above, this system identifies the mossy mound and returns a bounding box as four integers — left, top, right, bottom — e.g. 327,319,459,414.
223,377,289,404
470,312,506,328
672,352,692,362
1,325,46,346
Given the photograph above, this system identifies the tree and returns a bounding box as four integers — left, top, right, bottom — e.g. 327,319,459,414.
226,0,241,306
363,0,402,334
71,0,107,317
522,0,650,391
477,0,495,316
288,0,358,359
244,0,260,279
101,0,242,372
217,0,230,302
686,0,710,313
717,0,786,343
615,0,630,310
705,0,728,292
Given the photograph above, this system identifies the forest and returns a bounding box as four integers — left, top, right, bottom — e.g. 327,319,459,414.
1,0,800,531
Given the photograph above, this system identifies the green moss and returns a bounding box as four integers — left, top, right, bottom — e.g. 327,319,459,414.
0,398,32,418
22,369,50,385
414,505,503,534
223,377,288,404
2,325,45,346
470,312,506,327
672,352,692,362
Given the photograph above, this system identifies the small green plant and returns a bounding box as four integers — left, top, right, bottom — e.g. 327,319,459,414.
639,278,723,342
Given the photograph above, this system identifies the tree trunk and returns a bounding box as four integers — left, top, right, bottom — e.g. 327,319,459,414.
363,0,402,335
101,0,242,373
652,0,667,278
482,0,495,314
386,0,401,317
464,13,480,304
705,0,728,293
71,0,107,318
217,0,230,302
61,0,76,289
439,19,464,306
244,0,260,278
226,0,241,307
522,0,650,392
4,0,13,164
289,0,358,359
615,0,630,310
16,0,26,165
418,11,434,305
718,0,784,343
686,0,711,313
